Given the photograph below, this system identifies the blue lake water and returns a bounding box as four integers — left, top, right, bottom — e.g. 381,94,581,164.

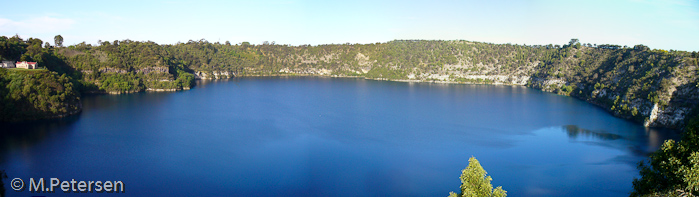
0,77,679,196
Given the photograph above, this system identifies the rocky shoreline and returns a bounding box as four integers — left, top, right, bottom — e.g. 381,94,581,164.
236,73,693,129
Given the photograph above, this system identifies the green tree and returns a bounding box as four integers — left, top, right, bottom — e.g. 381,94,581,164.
631,115,699,196
449,157,507,197
54,35,63,47
568,38,579,48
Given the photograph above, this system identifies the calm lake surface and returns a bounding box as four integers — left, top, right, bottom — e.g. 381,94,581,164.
0,77,679,196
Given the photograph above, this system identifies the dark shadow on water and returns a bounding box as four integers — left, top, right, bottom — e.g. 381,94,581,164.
561,124,681,164
563,125,623,140
0,114,81,164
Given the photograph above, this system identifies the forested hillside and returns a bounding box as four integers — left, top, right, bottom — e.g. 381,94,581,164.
1,35,698,127
0,69,81,121
0,36,82,121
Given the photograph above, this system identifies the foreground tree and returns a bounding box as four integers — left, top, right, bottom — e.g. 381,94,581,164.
631,115,699,196
449,157,507,197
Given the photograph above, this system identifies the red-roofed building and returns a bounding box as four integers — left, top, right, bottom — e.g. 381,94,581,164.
16,61,39,69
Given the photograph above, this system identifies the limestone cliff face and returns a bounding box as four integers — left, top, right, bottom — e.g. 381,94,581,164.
94,67,169,74
279,68,689,127
194,70,234,79
521,72,696,129
136,66,169,74
232,46,697,129
247,59,696,129
644,80,698,128
98,67,127,74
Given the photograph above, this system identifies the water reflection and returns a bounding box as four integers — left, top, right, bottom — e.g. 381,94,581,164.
0,115,79,164
561,124,680,159
563,125,623,140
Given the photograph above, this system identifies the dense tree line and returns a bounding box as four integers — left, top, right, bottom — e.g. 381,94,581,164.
54,37,699,102
0,68,80,121
63,39,195,93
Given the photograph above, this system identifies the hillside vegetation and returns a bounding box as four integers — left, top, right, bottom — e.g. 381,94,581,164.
0,36,83,121
1,35,698,127
0,68,81,121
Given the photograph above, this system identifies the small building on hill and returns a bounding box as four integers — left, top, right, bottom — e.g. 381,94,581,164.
16,61,38,69
0,61,15,68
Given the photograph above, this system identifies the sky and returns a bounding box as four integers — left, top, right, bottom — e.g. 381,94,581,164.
1,0,697,51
